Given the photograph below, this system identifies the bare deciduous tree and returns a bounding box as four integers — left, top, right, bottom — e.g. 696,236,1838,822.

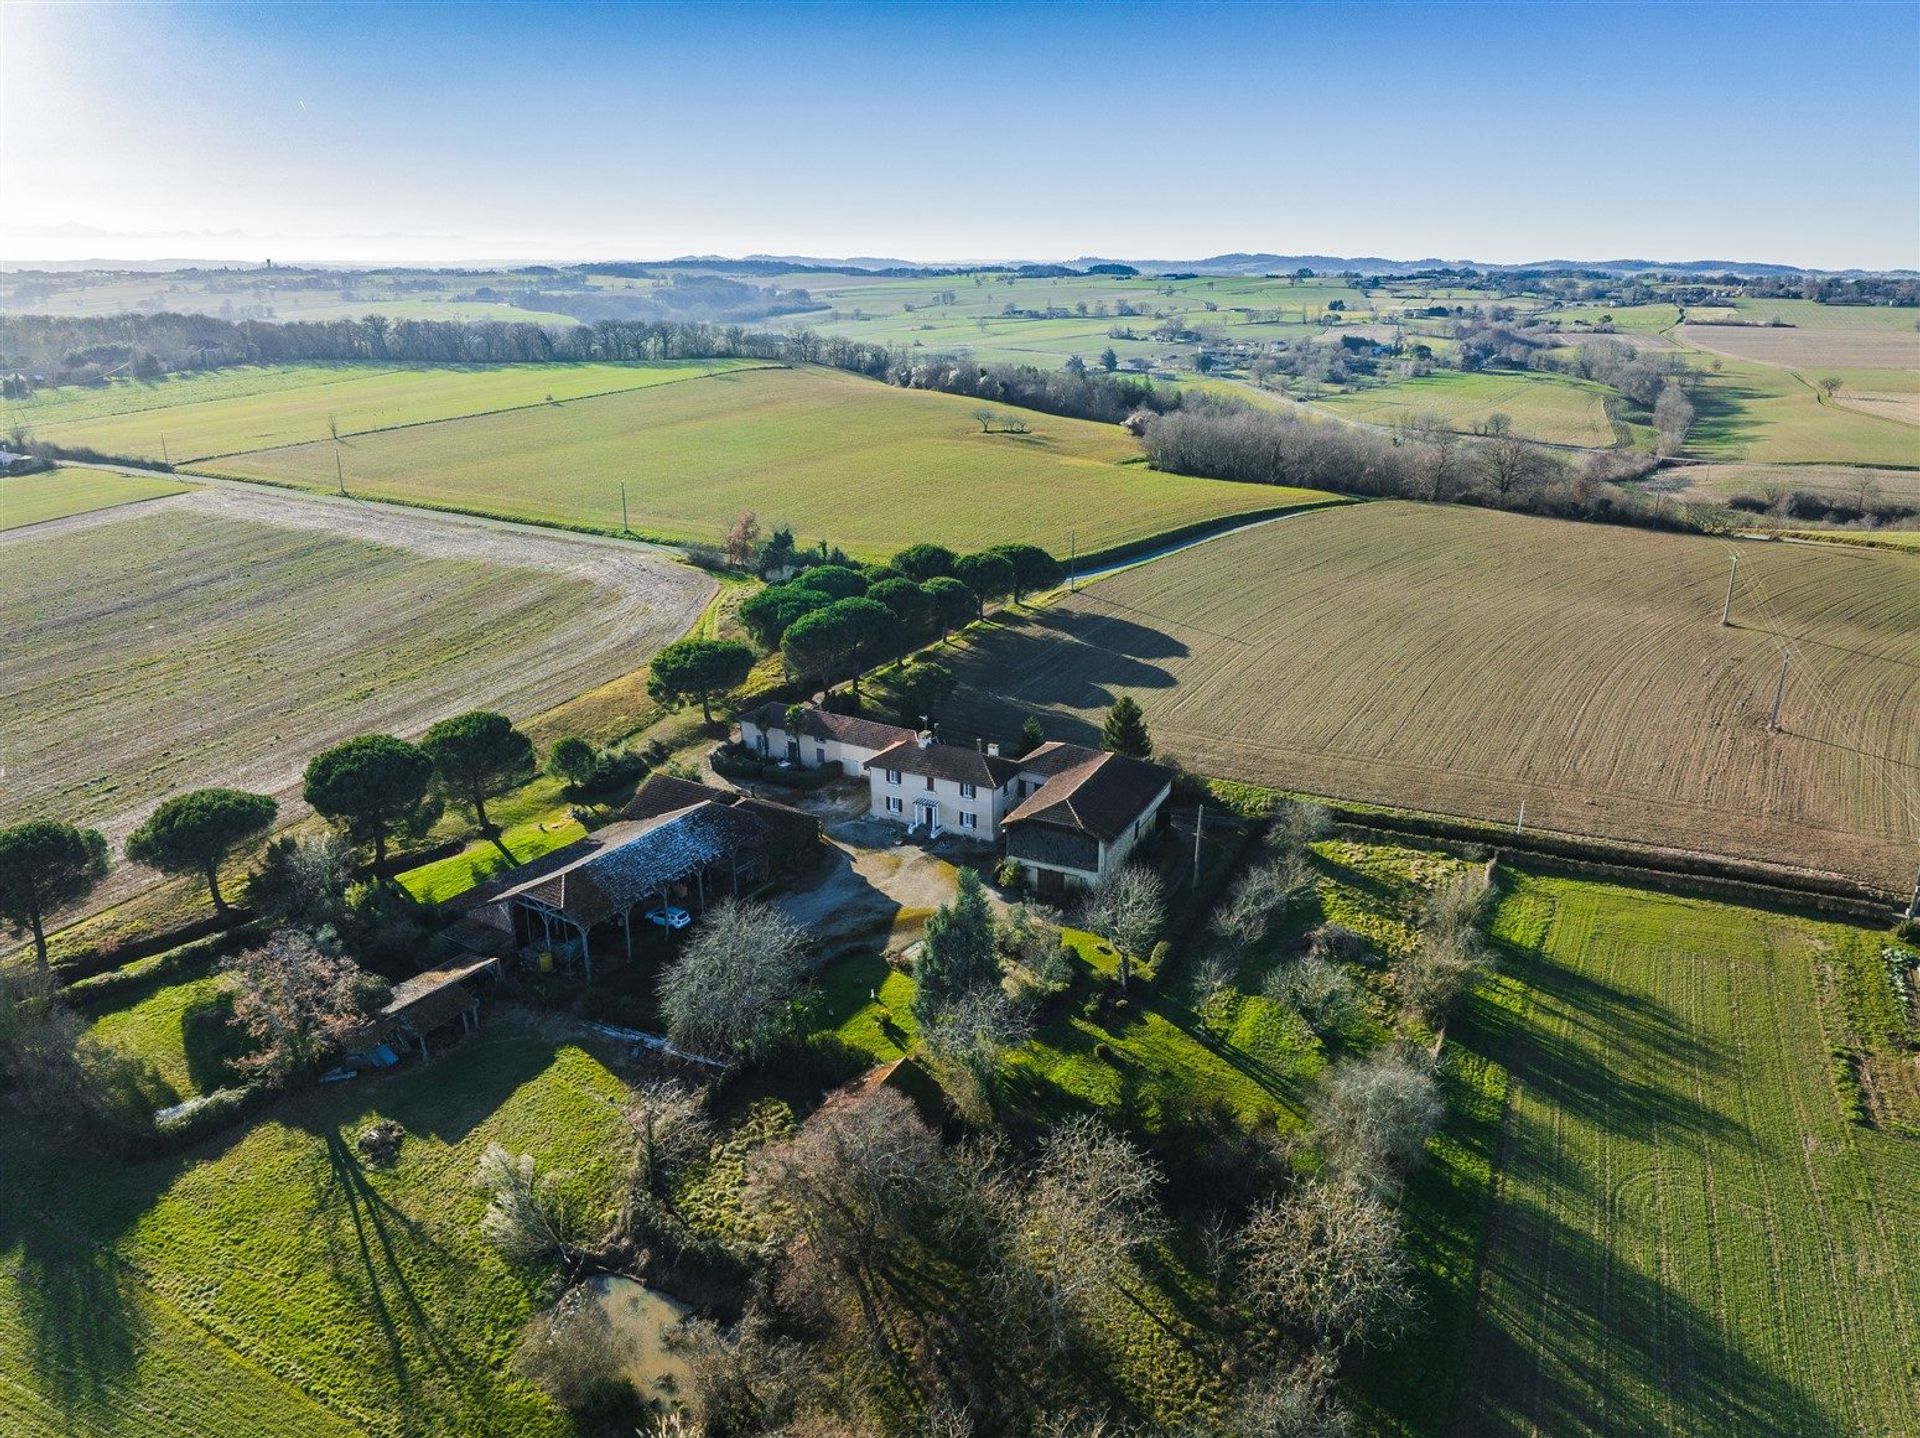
511,1282,633,1412
1081,864,1165,990
1213,851,1313,948
626,1078,710,1205
221,933,388,1085
1316,1048,1444,1192
670,1309,815,1436
1264,954,1359,1035
924,984,1032,1076
1238,1178,1414,1349
658,898,809,1058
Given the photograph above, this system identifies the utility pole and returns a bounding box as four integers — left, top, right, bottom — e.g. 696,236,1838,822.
1068,528,1077,593
620,482,629,534
334,446,346,496
1907,867,1920,921
1515,799,1526,836
1720,551,1738,626
1768,650,1791,732
160,433,170,467
1192,803,1205,885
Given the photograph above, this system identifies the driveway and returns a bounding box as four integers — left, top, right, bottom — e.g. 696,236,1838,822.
776,817,1005,954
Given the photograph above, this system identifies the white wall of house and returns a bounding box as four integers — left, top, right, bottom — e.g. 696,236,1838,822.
1012,780,1173,888
868,765,1015,841
740,718,880,778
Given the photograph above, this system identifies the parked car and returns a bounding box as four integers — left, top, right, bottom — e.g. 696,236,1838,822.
645,905,692,930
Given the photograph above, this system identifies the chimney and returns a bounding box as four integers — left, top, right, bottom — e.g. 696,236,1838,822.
917,731,933,749
986,741,1000,757
976,736,984,753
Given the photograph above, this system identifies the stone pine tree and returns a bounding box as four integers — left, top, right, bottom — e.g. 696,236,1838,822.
647,639,756,724
0,819,110,972
125,788,278,914
912,867,999,1026
1100,696,1153,759
303,734,439,869
421,711,537,841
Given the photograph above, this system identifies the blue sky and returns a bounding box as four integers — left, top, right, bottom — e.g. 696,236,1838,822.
4,1,1916,269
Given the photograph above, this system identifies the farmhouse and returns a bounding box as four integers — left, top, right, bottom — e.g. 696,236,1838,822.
739,700,917,777
864,735,1173,886
474,773,819,976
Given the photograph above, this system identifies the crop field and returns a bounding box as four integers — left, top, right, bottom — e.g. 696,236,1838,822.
9,359,765,463
1657,461,1920,509
1542,303,1681,333
1678,320,1920,374
1309,369,1625,447
934,502,1920,889
190,364,1313,557
0,485,711,869
0,1023,631,1437
0,465,192,530
1450,873,1920,1437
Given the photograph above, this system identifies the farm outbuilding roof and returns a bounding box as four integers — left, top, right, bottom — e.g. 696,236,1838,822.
380,955,499,1028
493,801,769,926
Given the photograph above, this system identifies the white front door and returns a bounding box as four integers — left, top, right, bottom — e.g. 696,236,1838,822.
913,798,942,837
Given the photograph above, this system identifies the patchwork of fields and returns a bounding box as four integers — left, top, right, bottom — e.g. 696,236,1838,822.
1452,874,1920,1437
188,364,1307,557
937,503,1920,888
1309,368,1626,447
0,486,711,857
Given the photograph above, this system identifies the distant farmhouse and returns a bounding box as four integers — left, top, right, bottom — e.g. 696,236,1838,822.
737,702,1173,893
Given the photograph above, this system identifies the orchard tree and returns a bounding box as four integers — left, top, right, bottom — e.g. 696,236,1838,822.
303,734,439,868
1100,695,1153,759
647,638,756,724
953,551,1016,620
1081,863,1163,991
125,788,277,914
0,819,110,972
421,711,536,838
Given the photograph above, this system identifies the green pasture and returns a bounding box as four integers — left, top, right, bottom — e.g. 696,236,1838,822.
1542,303,1680,333
19,360,765,463
196,364,1319,557
1681,350,1918,465
1450,873,1920,1437
0,465,192,531
1310,368,1628,447
0,1025,631,1437
1695,297,1920,331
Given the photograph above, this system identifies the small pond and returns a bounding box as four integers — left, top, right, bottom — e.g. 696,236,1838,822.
591,1274,695,1407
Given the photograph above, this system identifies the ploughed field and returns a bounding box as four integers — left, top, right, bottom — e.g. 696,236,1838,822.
1452,874,1920,1437
182,364,1302,557
0,485,712,859
939,502,1920,888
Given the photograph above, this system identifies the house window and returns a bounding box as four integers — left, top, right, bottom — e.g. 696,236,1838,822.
926,775,935,791
885,796,904,815
960,812,978,831
886,768,901,785
960,782,977,799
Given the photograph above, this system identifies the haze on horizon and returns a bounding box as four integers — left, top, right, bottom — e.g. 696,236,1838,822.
3,0,1917,273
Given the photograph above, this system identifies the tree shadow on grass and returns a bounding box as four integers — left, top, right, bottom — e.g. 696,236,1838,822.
1453,1196,1843,1438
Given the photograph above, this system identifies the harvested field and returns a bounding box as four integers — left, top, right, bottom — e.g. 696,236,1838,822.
936,502,1920,888
1452,873,1920,1437
0,484,711,889
0,465,192,530
12,360,762,463
1678,321,1920,373
191,364,1302,557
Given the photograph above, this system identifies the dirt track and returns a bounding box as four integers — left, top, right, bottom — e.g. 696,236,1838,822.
2,479,714,916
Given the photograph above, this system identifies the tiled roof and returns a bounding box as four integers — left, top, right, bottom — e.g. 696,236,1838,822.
1005,822,1101,872
865,738,1023,787
381,955,499,1022
1016,740,1106,779
1003,752,1173,842
492,801,768,926
743,701,916,754
622,772,723,822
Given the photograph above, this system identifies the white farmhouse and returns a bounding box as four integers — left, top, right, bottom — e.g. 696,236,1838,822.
739,701,917,778
865,735,1024,841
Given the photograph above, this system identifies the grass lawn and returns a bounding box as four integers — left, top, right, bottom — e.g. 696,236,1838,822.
1310,369,1628,448
0,465,193,530
399,811,588,904
84,973,243,1103
0,1021,631,1438
1448,873,1920,1437
18,360,764,463
193,364,1328,558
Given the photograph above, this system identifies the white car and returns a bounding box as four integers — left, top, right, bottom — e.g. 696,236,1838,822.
645,906,692,930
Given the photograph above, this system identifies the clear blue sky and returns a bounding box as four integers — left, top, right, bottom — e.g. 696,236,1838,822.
4,0,1916,269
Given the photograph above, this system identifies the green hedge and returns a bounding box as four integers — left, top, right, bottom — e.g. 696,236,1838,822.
64,923,266,1015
